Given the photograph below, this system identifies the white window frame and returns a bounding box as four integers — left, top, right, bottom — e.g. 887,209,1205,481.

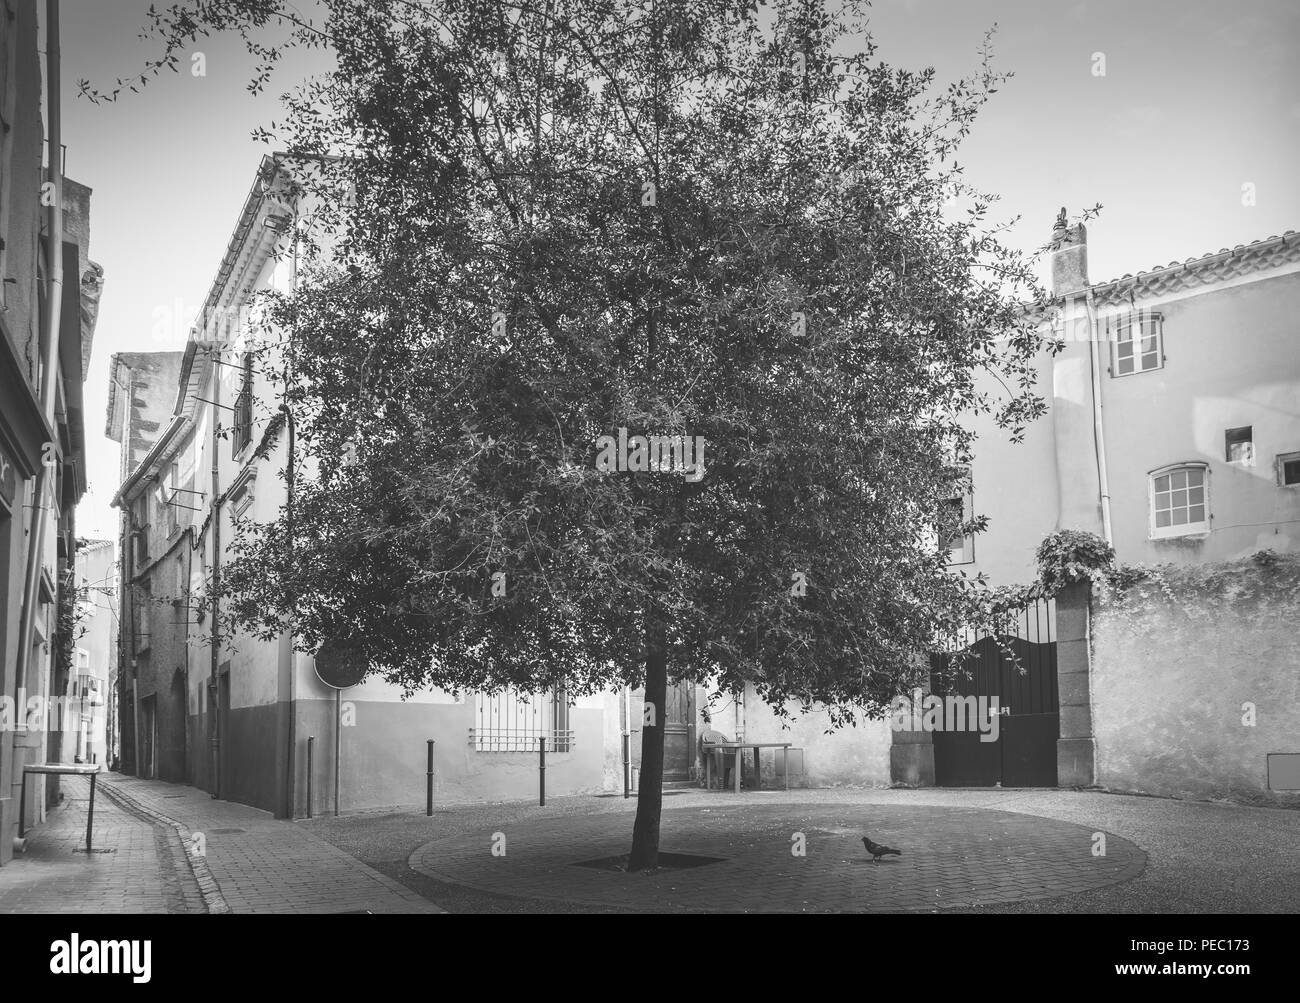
1148,462,1210,539
1109,310,1164,377
1274,451,1300,489
1225,426,1255,467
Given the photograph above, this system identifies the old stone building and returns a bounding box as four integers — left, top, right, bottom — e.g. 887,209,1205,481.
0,0,102,863
106,351,185,779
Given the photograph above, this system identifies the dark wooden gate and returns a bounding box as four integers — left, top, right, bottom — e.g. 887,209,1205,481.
662,679,695,782
930,597,1058,787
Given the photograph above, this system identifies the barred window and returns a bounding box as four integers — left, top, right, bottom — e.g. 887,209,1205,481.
471,686,572,752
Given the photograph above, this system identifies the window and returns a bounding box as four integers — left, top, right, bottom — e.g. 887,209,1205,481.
471,686,573,752
1109,309,1163,376
1276,451,1300,488
133,578,152,653
173,555,186,611
232,351,253,457
1225,426,1254,466
941,471,974,565
1149,464,1209,538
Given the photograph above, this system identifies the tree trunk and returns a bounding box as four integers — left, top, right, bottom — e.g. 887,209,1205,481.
627,612,667,871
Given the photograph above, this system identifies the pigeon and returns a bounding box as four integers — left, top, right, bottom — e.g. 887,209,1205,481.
862,835,902,863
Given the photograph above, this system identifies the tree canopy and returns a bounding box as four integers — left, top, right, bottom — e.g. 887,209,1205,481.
93,0,1058,867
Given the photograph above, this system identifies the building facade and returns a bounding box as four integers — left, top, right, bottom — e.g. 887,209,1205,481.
742,221,1300,792
955,221,1300,588
60,538,115,766
111,157,608,816
113,158,1297,811
0,0,102,863
107,350,187,780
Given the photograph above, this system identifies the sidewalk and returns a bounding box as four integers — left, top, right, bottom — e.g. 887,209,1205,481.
98,774,441,914
0,772,441,914
0,775,201,913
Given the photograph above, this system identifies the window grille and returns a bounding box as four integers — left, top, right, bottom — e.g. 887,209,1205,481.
470,686,573,752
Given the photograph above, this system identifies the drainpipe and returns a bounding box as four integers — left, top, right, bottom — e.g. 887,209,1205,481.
621,685,631,797
209,368,222,798
183,528,192,780
281,212,298,818
14,0,64,703
1083,288,1114,545
125,505,141,776
280,403,295,817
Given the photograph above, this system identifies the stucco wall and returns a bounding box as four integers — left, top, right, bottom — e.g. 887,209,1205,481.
1097,273,1300,567
290,699,605,815
959,268,1300,588
959,356,1064,589
1091,553,1300,807
740,685,892,788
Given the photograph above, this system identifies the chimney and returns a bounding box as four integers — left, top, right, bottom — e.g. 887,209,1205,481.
1050,207,1089,297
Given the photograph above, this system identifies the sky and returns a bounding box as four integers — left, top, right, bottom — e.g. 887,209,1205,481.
62,0,1300,542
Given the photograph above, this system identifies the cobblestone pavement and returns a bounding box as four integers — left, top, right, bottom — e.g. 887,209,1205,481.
407,799,1145,912
97,774,441,914
305,786,1296,913
7,779,1297,914
0,775,201,914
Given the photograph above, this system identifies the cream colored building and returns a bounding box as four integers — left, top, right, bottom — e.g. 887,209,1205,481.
953,223,1300,588
122,156,608,816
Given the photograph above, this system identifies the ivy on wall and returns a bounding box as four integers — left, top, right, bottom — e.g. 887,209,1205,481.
1094,549,1300,629
1034,529,1116,596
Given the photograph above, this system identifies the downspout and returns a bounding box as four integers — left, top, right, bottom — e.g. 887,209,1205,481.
126,505,141,776
1083,288,1114,545
14,0,64,700
281,215,298,818
281,403,295,816
209,371,222,798
182,526,192,781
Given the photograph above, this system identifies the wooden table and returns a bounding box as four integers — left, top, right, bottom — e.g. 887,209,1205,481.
703,742,793,792
18,763,102,852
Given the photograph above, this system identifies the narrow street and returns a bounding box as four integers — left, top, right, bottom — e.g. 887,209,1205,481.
0,776,439,915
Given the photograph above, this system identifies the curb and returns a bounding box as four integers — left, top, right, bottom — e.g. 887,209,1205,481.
97,778,232,915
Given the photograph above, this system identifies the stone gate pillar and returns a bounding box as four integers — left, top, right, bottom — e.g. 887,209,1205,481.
1057,580,1097,786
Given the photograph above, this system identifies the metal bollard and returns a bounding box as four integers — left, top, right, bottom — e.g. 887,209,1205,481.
306,736,314,819
426,739,435,816
622,732,630,798
538,736,546,806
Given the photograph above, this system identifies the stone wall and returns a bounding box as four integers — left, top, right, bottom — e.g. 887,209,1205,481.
741,685,892,788
1090,552,1300,807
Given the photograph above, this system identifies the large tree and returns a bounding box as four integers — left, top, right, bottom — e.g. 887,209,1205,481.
95,0,1053,869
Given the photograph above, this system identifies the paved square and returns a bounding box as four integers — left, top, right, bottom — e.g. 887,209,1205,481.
409,802,1145,912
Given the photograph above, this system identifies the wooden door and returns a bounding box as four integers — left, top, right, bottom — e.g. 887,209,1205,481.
140,695,156,780
662,679,694,781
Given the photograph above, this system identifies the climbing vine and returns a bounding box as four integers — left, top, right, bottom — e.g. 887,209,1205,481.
1034,529,1115,596
1095,549,1300,632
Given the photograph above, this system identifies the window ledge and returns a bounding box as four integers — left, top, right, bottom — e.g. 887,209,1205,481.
1150,530,1211,543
